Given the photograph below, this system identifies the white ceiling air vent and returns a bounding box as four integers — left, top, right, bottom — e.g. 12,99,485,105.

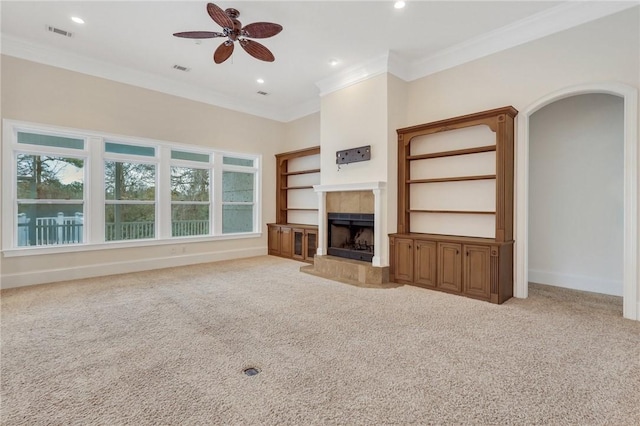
47,25,73,38
257,91,269,96
172,65,190,72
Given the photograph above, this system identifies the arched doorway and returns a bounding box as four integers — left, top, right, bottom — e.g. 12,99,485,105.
515,82,638,321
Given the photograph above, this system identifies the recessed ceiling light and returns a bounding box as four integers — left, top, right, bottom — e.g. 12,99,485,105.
329,59,339,67
71,16,85,24
394,1,406,9
257,78,265,84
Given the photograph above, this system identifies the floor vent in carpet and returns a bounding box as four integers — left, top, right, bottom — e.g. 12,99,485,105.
243,367,260,376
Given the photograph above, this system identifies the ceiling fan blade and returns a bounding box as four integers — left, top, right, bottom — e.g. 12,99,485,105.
173,31,225,39
214,41,234,64
239,39,275,62
207,2,234,29
241,22,283,39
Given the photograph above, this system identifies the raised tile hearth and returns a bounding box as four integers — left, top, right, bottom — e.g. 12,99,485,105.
300,255,395,289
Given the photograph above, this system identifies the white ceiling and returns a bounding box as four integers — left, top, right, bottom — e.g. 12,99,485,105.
0,1,634,121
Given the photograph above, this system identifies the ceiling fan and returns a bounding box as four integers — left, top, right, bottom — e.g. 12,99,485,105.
173,2,283,64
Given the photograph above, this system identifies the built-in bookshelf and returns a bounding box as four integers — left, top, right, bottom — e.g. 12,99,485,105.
269,146,320,262
390,106,517,304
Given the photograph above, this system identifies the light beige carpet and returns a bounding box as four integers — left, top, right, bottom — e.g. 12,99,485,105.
1,256,639,425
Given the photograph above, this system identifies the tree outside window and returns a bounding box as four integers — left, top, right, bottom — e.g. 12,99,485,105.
171,166,210,237
16,154,84,246
104,161,156,241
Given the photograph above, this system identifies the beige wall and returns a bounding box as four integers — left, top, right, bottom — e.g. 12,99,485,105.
404,9,639,125
400,8,638,307
283,112,320,153
320,74,389,186
320,73,406,265
386,74,408,236
529,94,624,296
1,55,288,287
2,7,638,288
315,8,638,273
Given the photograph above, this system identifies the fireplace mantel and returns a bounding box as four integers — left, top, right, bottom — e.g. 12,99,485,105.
314,181,386,267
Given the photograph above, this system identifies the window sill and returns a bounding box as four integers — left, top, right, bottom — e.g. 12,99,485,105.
1,232,262,258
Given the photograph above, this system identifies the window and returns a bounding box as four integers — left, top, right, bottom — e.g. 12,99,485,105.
104,142,157,241
14,132,86,247
171,149,211,237
222,156,257,234
2,121,261,254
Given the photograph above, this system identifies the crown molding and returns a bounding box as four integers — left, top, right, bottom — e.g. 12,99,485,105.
280,97,321,122
387,50,411,82
407,1,639,81
0,34,295,122
1,2,636,121
315,53,391,97
314,1,639,95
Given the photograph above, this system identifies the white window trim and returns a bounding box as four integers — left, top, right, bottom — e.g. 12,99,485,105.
2,119,262,257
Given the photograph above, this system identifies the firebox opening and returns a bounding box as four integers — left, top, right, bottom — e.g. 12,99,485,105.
327,213,374,262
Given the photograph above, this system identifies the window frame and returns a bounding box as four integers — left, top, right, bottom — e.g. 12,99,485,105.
169,152,213,238
103,141,159,242
2,119,262,257
220,162,259,234
16,150,88,247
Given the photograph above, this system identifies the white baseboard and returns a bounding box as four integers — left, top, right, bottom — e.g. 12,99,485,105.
1,247,267,290
528,268,623,297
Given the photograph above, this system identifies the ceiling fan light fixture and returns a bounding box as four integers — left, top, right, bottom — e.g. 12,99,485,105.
174,2,282,64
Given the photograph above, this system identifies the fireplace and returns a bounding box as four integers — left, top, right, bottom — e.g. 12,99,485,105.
304,182,388,286
327,213,374,262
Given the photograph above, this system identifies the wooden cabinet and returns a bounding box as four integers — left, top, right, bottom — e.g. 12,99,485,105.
390,234,512,304
464,244,491,300
268,223,316,263
280,227,292,258
293,227,318,262
414,240,436,288
438,242,462,292
391,106,517,304
268,225,281,255
305,229,318,260
268,224,292,257
393,238,414,282
269,146,319,263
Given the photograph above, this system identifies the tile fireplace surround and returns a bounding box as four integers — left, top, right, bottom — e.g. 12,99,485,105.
314,182,386,267
302,181,390,287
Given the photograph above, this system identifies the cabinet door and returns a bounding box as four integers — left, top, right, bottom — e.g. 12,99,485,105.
415,240,436,288
280,227,293,258
463,244,491,300
268,225,281,255
438,242,462,292
305,230,318,261
292,228,304,260
393,238,414,282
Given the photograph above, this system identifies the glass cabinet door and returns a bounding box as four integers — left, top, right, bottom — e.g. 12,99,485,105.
306,231,317,260
293,229,304,259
